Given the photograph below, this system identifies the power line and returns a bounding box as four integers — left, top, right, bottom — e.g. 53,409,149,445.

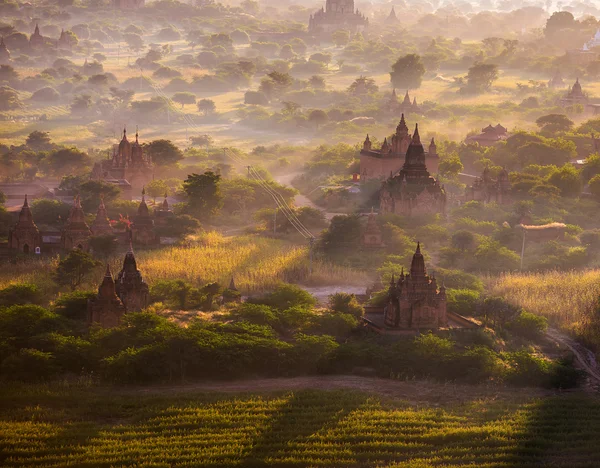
144,74,315,240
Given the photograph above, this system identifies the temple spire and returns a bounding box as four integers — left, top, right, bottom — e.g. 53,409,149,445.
411,123,421,145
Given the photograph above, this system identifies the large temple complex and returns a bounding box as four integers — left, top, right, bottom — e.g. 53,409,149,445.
375,123,446,216
91,128,154,192
360,115,438,182
309,0,368,33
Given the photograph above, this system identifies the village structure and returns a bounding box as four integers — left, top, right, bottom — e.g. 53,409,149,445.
3,190,173,255
308,0,368,33
465,124,508,146
465,166,511,204
360,115,438,182
385,90,420,115
376,123,446,216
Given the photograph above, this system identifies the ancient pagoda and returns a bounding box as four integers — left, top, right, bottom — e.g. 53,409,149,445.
384,243,447,329
115,245,149,312
8,195,41,254
88,264,127,328
379,124,446,216
61,195,92,250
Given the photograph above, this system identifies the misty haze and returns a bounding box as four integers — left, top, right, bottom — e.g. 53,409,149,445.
2,0,600,466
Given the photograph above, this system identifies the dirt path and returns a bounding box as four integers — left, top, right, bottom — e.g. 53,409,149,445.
129,375,550,404
547,327,600,390
274,172,345,221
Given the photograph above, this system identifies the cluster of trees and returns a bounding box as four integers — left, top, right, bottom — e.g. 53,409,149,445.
0,280,580,388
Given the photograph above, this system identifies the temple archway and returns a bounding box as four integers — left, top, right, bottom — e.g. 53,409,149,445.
23,244,29,254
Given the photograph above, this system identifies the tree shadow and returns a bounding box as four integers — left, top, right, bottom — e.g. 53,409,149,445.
511,395,600,467
240,389,367,467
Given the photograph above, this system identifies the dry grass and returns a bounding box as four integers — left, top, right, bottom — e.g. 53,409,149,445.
0,232,368,296
488,270,600,338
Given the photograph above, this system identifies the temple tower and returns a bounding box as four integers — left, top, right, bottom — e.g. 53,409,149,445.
131,188,156,245
115,245,149,312
88,264,127,328
61,195,92,250
8,195,41,254
90,196,114,236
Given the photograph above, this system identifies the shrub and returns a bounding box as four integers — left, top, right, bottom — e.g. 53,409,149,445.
507,311,548,339
446,289,480,316
250,284,316,311
503,350,551,387
53,291,96,321
0,348,57,382
230,303,278,327
328,292,363,318
0,283,41,306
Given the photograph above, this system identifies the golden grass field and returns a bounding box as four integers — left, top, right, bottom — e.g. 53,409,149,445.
0,232,368,297
489,270,600,340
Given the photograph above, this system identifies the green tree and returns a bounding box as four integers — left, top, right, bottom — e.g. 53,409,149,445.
0,85,20,111
439,153,464,178
183,171,223,220
544,11,576,37
536,114,574,134
319,215,362,257
328,292,363,318
44,148,91,176
30,199,71,227
466,63,498,93
451,230,475,251
589,174,600,201
25,131,52,151
146,179,169,203
171,92,196,109
308,109,328,129
331,29,350,47
0,64,19,83
89,235,118,260
54,249,100,291
390,54,426,90
79,180,121,211
144,140,184,167
547,164,582,197
197,98,216,115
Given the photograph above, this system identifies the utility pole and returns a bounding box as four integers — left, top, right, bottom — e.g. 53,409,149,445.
520,228,526,271
247,165,251,177
309,237,314,275
273,209,277,234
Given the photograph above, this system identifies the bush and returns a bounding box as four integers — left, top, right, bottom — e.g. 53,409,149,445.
328,292,363,318
0,283,41,306
507,311,548,339
503,350,550,386
446,289,480,316
53,291,96,321
0,348,57,381
230,303,278,327
250,284,316,311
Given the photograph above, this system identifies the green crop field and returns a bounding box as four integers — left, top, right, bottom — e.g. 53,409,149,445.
1,384,600,467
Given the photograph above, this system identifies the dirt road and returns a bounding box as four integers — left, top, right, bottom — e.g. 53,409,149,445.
130,375,550,403
547,327,600,390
